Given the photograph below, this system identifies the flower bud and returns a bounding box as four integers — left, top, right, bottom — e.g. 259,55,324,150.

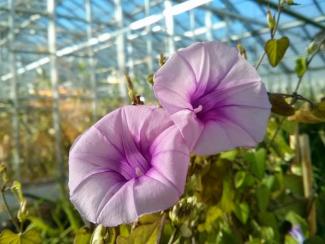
17,199,28,223
11,180,24,203
266,11,276,30
307,41,318,55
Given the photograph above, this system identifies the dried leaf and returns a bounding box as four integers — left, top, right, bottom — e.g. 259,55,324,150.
269,94,295,116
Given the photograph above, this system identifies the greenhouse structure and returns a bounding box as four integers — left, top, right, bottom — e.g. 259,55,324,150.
0,0,324,243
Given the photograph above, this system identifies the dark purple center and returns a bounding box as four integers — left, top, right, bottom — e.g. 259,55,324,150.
191,87,226,123
119,139,152,181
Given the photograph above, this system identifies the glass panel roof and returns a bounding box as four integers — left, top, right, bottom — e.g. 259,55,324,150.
0,0,324,100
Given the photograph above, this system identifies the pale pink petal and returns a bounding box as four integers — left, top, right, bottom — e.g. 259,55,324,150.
153,41,271,155
169,110,204,151
95,180,137,226
133,175,179,216
68,106,190,226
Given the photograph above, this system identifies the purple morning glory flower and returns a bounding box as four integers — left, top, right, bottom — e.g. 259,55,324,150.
68,105,190,226
153,41,271,155
289,225,305,244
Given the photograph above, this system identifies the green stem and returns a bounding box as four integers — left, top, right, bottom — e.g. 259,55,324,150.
157,213,166,244
269,117,286,147
293,47,320,94
271,0,283,39
109,227,116,244
255,1,283,70
1,188,20,232
268,92,314,107
255,52,266,70
268,23,320,147
59,226,72,239
167,228,177,244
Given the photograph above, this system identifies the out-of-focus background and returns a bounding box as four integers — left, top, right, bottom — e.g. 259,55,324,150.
0,0,324,240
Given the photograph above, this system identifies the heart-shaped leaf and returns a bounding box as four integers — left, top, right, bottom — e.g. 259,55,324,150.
0,229,42,244
265,37,290,67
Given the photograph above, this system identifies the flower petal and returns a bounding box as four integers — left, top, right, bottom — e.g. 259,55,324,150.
150,126,190,193
95,180,137,226
169,110,204,151
133,175,179,217
153,41,271,155
70,170,124,223
69,105,190,226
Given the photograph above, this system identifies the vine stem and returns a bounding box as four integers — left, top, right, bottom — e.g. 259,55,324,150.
1,188,21,232
293,47,320,94
255,0,283,70
255,52,266,70
269,45,320,146
167,228,177,244
157,213,166,244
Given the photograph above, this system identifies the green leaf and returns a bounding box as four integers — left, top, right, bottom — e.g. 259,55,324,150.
220,150,238,161
138,213,161,224
305,236,325,244
198,159,230,204
243,173,256,187
74,228,91,244
255,148,266,177
258,211,277,229
118,216,164,244
0,229,42,244
197,206,223,232
265,37,290,67
91,225,106,244
260,227,275,241
258,211,280,242
116,236,128,244
217,229,241,244
234,171,246,188
234,202,250,224
256,184,270,211
119,225,130,238
28,216,59,236
263,175,275,191
285,211,308,235
246,149,266,179
220,176,235,212
285,234,299,244
295,57,307,78
284,175,304,196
